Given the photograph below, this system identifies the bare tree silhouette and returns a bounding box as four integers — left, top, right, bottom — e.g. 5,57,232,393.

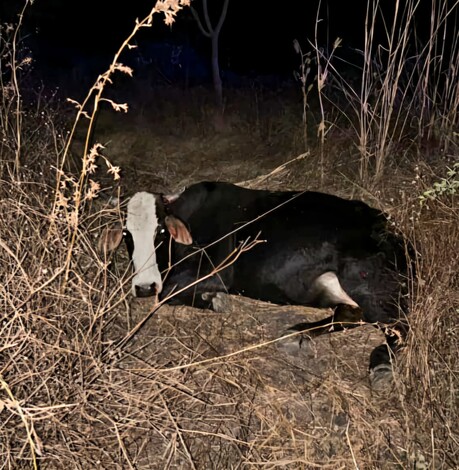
191,0,230,112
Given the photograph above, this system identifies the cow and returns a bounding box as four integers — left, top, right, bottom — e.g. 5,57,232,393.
100,181,413,389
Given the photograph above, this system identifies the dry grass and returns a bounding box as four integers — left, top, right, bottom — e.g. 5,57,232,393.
1,135,457,469
297,0,459,184
1,0,458,468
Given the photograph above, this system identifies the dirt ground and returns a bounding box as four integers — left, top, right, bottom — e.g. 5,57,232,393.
116,297,395,469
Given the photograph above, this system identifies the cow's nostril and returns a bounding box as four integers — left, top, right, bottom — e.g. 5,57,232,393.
135,283,158,298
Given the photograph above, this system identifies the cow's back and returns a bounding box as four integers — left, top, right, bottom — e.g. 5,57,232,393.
165,182,408,318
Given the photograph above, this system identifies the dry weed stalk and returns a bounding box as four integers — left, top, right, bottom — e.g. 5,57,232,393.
298,0,459,184
114,235,264,352
49,1,191,287
0,1,193,467
7,0,34,172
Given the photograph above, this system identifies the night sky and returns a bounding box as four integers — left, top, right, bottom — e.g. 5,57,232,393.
1,0,439,84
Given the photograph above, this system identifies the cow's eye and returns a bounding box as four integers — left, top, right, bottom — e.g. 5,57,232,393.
156,226,166,237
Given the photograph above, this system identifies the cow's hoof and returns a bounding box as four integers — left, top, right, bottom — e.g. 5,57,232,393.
276,329,306,354
201,292,232,313
369,364,394,392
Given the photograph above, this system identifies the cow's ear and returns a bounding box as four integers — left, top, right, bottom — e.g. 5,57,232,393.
162,187,185,205
165,215,193,245
98,224,124,254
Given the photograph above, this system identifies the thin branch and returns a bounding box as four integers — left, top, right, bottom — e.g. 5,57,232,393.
215,0,230,34
190,6,211,37
202,0,213,34
112,236,263,352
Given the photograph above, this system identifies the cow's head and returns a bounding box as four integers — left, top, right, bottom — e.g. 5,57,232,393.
99,191,192,298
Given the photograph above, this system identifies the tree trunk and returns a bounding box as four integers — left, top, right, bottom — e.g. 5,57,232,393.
212,34,223,110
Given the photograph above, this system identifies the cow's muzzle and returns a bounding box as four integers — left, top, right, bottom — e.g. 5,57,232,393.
135,282,160,298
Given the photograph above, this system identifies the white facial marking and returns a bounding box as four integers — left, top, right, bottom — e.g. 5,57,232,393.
126,192,162,296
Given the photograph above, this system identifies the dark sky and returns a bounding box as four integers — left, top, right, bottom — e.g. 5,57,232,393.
3,1,368,71
1,0,441,81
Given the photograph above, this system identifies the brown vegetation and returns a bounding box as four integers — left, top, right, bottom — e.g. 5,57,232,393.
0,1,458,468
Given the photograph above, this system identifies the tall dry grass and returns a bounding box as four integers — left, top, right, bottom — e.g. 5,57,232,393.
297,0,459,184
294,4,459,464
